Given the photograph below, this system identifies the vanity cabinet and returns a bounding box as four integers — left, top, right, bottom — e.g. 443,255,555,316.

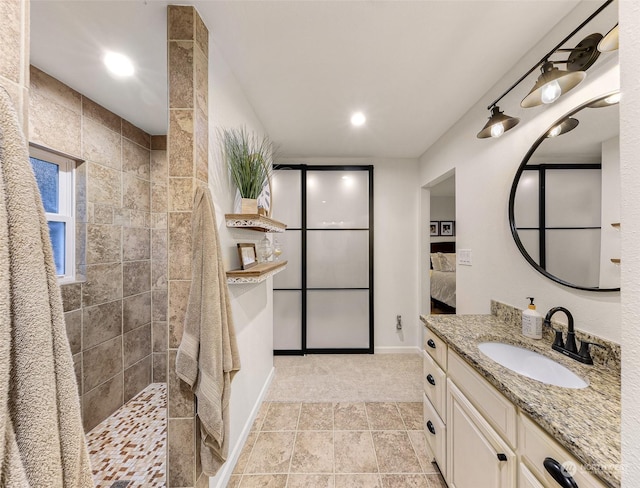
423,332,610,488
423,331,448,470
423,351,446,418
447,379,516,487
519,463,545,488
519,415,608,488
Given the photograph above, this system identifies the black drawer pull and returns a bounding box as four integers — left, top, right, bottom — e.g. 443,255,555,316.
497,453,507,462
426,374,436,386
543,457,579,488
427,339,436,349
426,420,436,435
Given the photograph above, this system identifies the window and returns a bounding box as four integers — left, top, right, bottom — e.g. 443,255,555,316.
29,146,75,282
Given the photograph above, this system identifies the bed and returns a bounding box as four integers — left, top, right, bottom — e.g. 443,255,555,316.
430,242,456,311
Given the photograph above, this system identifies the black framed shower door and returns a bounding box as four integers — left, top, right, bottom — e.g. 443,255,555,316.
271,164,374,355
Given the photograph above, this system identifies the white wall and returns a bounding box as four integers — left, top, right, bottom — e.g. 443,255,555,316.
418,6,621,343
430,195,456,244
206,39,274,487
278,157,421,353
619,1,640,485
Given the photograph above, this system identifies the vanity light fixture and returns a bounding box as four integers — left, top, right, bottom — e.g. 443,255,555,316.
477,105,520,139
521,32,603,108
520,61,586,108
103,51,135,78
477,0,614,140
598,24,619,52
588,91,621,108
546,117,579,138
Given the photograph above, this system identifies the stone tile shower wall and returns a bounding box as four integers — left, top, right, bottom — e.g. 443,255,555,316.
151,135,169,384
0,0,29,132
166,6,209,488
29,66,163,432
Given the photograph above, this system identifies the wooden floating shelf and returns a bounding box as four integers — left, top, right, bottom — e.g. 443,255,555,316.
225,214,286,233
611,258,621,265
226,261,288,284
611,223,621,229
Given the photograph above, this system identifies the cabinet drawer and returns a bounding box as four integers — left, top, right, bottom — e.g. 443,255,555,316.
424,393,446,472
423,351,446,418
519,414,609,488
424,327,447,369
448,350,517,448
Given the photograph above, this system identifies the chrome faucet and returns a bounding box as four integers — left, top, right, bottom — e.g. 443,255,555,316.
544,306,603,365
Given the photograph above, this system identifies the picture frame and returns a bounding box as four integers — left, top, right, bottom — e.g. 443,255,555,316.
237,243,258,270
430,221,439,236
440,221,455,236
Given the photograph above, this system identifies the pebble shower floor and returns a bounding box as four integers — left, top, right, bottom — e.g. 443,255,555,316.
85,383,167,487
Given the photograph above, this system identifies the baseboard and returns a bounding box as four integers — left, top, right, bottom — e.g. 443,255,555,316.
374,346,421,354
210,366,275,488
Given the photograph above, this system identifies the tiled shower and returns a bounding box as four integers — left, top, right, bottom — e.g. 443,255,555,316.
3,4,209,486
29,64,170,485
30,65,168,431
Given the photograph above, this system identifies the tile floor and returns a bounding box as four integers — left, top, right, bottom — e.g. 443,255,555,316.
230,400,447,488
84,355,443,487
85,383,167,488
267,354,423,403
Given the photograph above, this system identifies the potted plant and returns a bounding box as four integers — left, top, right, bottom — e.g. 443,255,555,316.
220,126,273,215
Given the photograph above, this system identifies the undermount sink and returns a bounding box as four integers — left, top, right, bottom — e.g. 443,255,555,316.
478,342,589,389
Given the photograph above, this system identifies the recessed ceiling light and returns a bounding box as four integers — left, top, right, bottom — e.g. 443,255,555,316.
103,51,134,77
350,112,366,126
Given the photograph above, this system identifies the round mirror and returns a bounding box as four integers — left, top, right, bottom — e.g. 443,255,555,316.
509,92,620,292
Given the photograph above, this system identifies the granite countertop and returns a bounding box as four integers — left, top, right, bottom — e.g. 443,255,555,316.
421,314,621,488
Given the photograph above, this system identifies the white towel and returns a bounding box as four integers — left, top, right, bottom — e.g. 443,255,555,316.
0,88,94,486
176,184,240,476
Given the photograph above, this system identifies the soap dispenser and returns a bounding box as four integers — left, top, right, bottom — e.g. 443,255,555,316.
522,297,543,339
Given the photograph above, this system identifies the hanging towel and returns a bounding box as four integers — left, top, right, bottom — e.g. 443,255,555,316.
0,89,94,486
176,184,240,476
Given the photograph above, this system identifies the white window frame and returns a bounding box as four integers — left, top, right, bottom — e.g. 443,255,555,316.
29,145,76,283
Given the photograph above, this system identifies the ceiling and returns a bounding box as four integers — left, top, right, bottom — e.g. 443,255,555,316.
31,0,585,159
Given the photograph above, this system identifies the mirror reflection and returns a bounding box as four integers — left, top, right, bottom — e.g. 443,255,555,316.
509,93,620,291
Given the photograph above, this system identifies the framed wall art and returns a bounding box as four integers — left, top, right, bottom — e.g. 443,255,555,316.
440,221,455,237
237,243,258,269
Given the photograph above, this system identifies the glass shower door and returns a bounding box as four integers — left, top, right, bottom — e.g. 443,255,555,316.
272,165,373,354
305,170,372,351
272,169,303,353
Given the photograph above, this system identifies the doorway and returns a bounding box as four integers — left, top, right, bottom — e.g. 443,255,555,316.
271,165,374,354
428,174,456,315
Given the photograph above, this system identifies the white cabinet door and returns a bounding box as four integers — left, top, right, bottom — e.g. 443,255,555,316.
519,463,545,488
446,379,516,488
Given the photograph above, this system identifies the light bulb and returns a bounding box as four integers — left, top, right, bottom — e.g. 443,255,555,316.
490,123,504,138
541,80,561,104
605,93,621,105
548,125,562,137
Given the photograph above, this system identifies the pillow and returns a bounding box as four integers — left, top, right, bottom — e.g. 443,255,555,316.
438,252,456,272
430,253,443,271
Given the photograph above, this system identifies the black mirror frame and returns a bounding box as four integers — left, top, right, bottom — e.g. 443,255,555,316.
508,91,620,292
